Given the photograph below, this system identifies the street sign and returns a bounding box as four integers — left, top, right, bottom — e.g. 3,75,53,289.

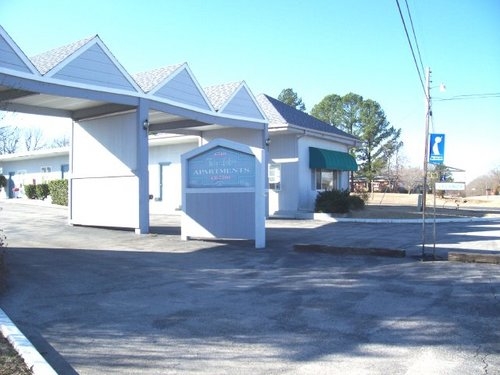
429,133,445,164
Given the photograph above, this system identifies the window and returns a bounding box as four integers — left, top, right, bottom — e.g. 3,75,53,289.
41,166,52,173
313,169,338,190
268,163,281,191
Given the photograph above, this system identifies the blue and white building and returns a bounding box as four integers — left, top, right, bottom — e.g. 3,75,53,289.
0,25,359,231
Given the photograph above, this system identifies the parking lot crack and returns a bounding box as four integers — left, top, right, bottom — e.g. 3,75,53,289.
474,345,491,374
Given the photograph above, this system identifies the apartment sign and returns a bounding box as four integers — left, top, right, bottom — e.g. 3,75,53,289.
187,146,255,188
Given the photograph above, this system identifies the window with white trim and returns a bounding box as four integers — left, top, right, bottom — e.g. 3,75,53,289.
268,163,281,191
313,169,338,190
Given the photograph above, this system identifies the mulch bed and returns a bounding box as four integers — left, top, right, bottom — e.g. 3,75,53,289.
0,333,33,375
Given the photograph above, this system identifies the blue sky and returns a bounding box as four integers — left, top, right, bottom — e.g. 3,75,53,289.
1,0,499,182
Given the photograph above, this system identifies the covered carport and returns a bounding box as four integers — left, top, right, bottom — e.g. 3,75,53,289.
0,26,268,235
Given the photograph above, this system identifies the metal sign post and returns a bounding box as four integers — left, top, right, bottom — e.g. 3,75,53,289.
431,182,466,259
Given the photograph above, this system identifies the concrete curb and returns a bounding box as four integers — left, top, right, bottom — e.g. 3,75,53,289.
294,244,406,258
0,308,57,375
312,212,500,224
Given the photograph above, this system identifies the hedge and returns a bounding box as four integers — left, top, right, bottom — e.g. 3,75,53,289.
23,180,68,206
48,180,68,206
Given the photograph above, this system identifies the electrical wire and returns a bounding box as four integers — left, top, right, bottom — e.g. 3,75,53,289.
395,0,426,96
404,0,426,78
435,92,500,101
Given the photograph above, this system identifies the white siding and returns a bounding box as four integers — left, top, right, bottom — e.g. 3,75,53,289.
221,88,265,119
0,155,68,182
71,176,139,228
72,113,137,177
52,44,137,91
268,134,300,215
149,141,198,214
70,112,140,229
0,154,68,199
202,128,263,148
154,69,212,110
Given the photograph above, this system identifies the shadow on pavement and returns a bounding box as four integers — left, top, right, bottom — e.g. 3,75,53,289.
1,243,499,374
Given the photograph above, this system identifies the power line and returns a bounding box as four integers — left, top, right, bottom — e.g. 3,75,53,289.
436,92,500,101
395,0,426,97
404,0,426,77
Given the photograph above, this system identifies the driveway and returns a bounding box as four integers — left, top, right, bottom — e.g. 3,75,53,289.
1,200,499,374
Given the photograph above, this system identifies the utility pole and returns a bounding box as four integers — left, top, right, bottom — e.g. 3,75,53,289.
421,67,431,258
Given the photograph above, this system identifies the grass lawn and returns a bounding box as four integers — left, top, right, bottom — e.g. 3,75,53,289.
347,193,500,219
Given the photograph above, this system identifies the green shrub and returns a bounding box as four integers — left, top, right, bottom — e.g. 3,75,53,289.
24,184,37,199
48,179,68,206
36,183,50,200
348,194,365,210
23,183,50,200
315,189,366,214
315,189,351,213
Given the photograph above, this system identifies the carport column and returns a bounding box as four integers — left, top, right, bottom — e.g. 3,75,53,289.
136,98,150,234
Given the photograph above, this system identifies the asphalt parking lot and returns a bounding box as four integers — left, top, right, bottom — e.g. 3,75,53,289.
1,200,499,374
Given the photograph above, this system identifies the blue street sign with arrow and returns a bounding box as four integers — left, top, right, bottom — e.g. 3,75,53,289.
429,133,445,164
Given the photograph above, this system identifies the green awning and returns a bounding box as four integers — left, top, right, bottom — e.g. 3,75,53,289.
309,147,358,171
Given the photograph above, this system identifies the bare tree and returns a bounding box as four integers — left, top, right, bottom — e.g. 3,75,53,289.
490,168,500,191
49,134,70,148
466,167,500,196
385,142,406,191
23,127,45,151
0,126,21,154
399,166,423,193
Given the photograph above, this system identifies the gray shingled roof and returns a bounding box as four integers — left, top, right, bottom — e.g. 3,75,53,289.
204,82,242,110
257,94,359,142
132,64,184,93
30,36,95,75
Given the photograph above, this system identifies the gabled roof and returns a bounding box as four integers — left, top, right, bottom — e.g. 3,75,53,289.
256,94,359,143
204,82,242,110
205,82,266,120
135,63,214,111
0,25,38,74
25,35,143,93
132,64,184,93
30,36,95,75
0,26,267,131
